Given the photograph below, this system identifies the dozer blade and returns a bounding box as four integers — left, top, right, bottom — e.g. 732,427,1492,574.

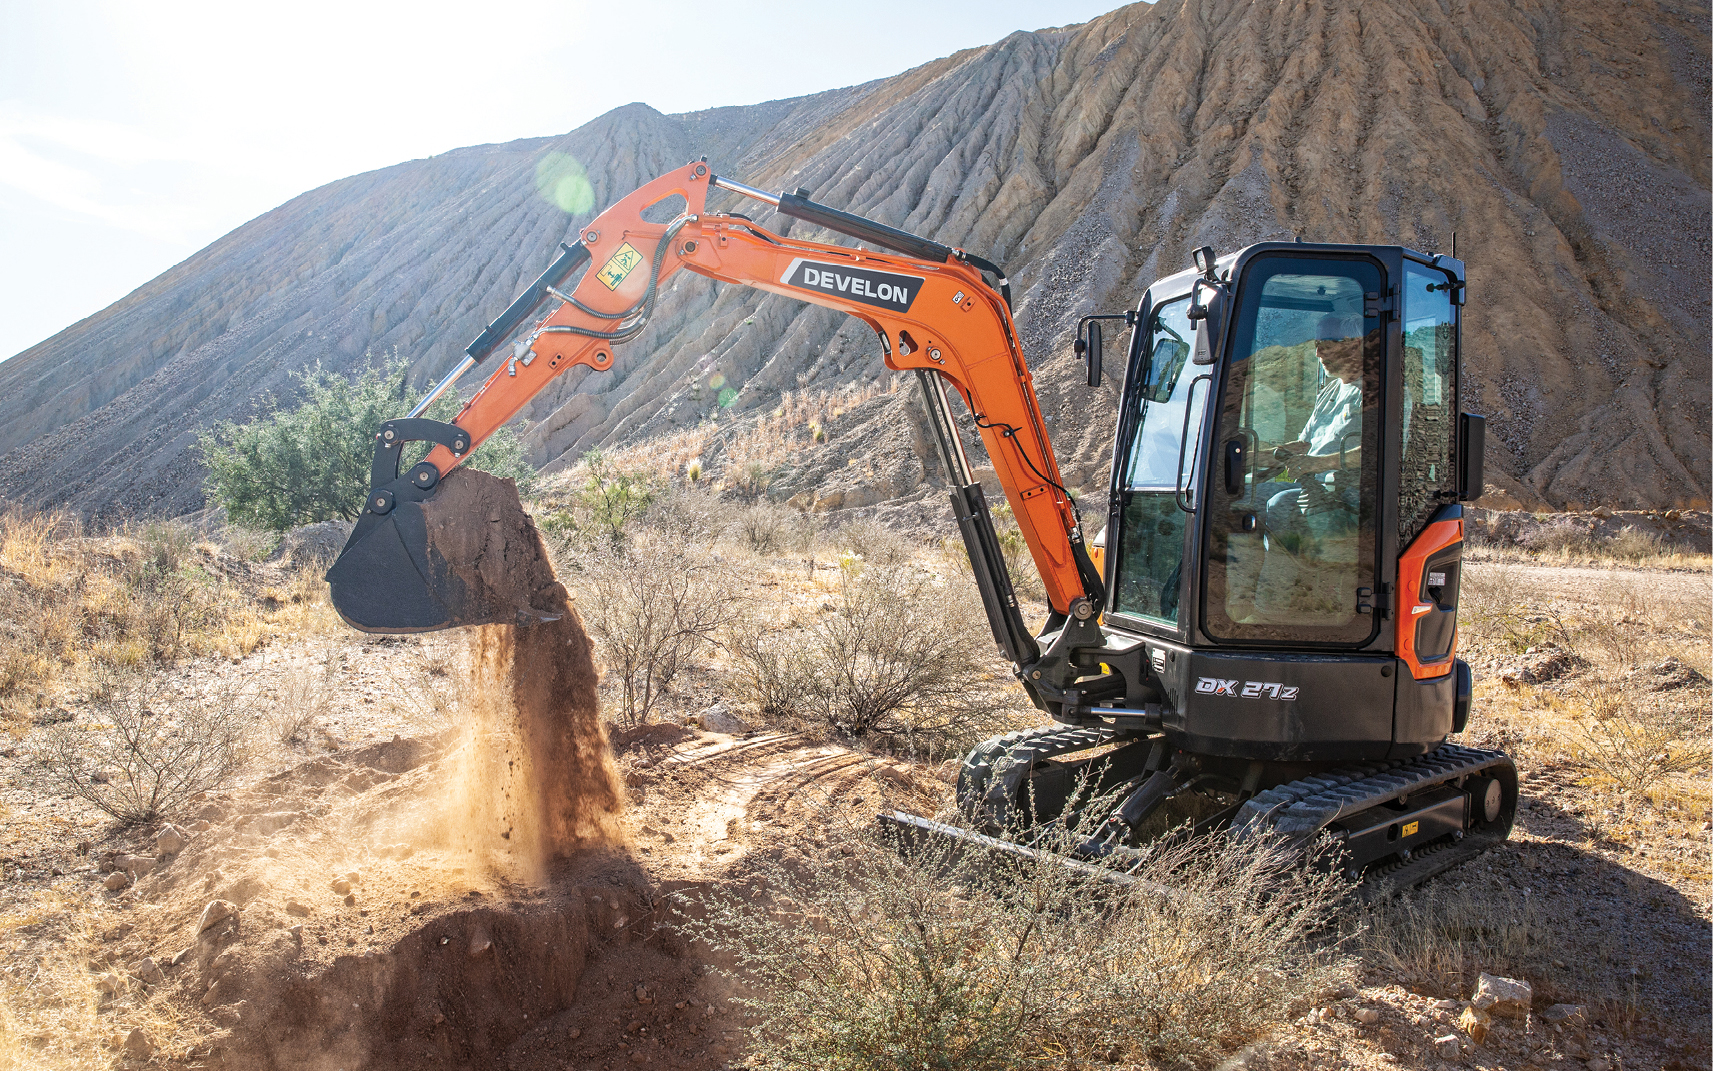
325,468,565,634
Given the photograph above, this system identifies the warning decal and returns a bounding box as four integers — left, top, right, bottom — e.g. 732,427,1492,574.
596,242,645,290
780,258,922,313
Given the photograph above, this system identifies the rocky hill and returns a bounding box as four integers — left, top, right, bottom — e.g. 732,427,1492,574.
1,0,1706,519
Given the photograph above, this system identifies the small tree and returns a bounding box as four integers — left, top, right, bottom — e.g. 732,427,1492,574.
540,450,659,546
199,358,536,531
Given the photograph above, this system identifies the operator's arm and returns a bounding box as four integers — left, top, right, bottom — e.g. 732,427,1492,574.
421,162,1099,619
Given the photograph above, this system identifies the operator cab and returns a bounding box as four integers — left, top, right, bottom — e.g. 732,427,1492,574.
1090,243,1479,763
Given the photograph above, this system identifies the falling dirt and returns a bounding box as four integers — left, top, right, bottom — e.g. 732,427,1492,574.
419,468,625,879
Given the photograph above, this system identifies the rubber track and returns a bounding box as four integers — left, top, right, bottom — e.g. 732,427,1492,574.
1232,743,1511,845
958,725,1128,822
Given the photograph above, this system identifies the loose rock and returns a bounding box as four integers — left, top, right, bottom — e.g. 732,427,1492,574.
1544,1003,1586,1025
286,900,311,917
196,899,237,936
1471,972,1532,1019
102,871,129,891
1458,1004,1491,1043
132,957,164,986
123,1028,154,1058
1433,1034,1461,1059
155,824,191,855
698,702,751,734
1354,1006,1380,1024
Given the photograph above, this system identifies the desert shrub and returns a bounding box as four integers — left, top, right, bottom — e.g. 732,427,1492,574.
200,357,535,531
725,616,810,723
558,530,747,726
1561,685,1710,808
638,483,724,540
730,562,1012,756
829,517,911,567
541,450,660,547
678,809,1351,1071
269,649,341,748
729,501,816,556
31,671,252,824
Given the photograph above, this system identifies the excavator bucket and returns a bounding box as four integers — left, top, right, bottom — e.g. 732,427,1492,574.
325,468,565,634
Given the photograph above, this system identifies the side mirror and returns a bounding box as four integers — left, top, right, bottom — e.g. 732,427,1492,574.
1085,323,1103,387
1458,412,1486,500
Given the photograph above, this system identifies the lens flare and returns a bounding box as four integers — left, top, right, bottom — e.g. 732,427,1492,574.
535,152,595,214
708,373,726,391
717,387,737,408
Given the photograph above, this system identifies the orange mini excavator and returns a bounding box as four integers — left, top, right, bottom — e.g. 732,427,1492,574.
326,161,1516,887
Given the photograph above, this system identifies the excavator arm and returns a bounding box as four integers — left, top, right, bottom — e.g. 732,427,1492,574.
327,160,1111,712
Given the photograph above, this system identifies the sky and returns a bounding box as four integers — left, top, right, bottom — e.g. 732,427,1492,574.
0,0,1126,361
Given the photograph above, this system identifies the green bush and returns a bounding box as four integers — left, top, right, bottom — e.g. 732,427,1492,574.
539,450,660,546
198,358,536,531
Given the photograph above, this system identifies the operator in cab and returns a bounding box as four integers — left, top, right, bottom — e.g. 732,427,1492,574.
1263,313,1365,532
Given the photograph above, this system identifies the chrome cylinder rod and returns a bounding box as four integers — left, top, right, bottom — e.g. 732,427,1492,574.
407,355,476,418
709,174,780,207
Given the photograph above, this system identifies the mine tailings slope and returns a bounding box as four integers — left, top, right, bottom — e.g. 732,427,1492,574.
0,0,1705,518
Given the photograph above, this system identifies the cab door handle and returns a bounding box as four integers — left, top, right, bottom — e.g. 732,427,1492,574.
1223,439,1246,494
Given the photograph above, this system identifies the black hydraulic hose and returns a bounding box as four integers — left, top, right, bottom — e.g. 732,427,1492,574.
538,215,693,344
969,412,1080,522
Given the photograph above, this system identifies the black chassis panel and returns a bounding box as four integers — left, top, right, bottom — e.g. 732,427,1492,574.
1141,639,1403,763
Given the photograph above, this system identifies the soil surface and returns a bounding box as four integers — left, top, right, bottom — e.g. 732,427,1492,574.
0,556,1706,1070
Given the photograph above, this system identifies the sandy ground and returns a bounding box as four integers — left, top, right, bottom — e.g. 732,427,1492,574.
0,556,1707,1070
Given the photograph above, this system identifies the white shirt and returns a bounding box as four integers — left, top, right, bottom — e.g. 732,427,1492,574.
1300,377,1363,457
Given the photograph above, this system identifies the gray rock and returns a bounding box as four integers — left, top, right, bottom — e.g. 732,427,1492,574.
117,853,156,876
1544,1003,1586,1025
123,1028,153,1058
1433,1034,1462,1059
132,957,164,986
155,824,191,856
698,702,752,735
1471,972,1532,1019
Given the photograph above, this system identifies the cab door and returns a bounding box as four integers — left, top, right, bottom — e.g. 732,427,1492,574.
1199,253,1386,649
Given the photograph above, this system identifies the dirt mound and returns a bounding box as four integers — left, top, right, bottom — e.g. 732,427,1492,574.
76,696,943,1067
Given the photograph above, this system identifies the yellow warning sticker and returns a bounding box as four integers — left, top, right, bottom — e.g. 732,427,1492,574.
1401,821,1420,838
595,242,644,290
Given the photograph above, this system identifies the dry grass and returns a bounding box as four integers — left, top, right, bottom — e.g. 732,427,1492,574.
677,807,1352,1071
0,893,209,1070
1357,880,1559,998
0,510,337,726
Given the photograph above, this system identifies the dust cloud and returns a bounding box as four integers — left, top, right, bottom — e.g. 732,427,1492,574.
414,469,625,879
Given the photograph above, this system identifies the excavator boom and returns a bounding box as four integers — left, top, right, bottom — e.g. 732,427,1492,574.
327,161,1103,704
